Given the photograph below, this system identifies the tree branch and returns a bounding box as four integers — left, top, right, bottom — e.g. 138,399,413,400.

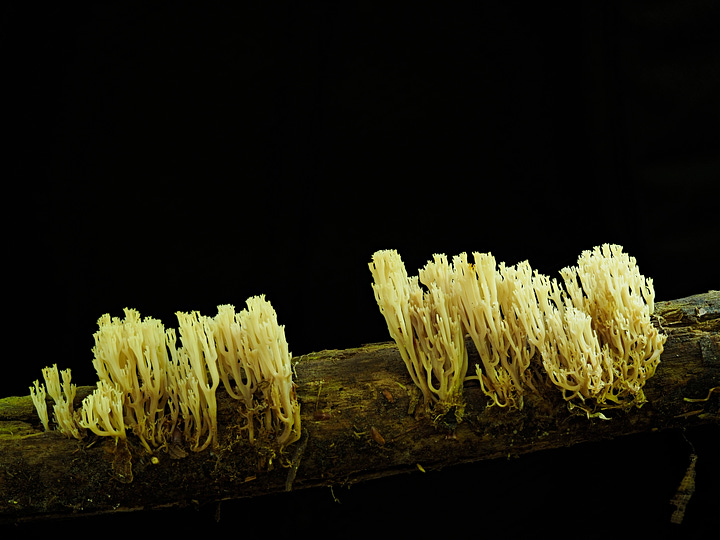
1,291,718,524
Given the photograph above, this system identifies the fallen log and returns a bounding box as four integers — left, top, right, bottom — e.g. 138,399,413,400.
1,291,717,524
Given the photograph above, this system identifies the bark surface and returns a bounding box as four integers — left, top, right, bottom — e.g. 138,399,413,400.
1,291,718,524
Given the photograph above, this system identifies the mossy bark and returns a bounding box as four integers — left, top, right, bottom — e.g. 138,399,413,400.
1,291,717,524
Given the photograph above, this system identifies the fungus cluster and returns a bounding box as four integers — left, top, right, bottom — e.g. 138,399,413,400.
30,296,301,453
370,244,666,418
369,250,468,420
30,364,80,438
542,244,664,408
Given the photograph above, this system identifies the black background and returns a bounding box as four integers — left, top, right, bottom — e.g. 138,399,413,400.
7,1,719,535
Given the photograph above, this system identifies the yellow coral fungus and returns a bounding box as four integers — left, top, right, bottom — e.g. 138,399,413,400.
233,296,300,446
209,298,300,445
92,309,170,451
370,244,666,413
29,380,49,432
370,250,468,418
29,364,82,438
79,379,126,439
548,244,666,409
171,310,220,452
453,253,545,408
29,297,301,454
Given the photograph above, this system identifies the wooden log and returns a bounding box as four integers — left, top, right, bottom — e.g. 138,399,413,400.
1,291,717,524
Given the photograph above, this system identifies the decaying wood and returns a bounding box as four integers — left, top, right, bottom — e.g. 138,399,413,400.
1,291,718,524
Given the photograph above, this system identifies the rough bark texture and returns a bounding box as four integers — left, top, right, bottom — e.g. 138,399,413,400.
1,291,717,524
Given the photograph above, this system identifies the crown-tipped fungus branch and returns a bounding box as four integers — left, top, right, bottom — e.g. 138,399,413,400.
417,254,469,416
29,380,49,432
215,305,257,408
370,250,468,419
539,299,613,404
91,309,171,451
173,311,221,452
369,250,423,396
79,379,126,440
453,253,544,408
29,364,82,439
234,296,300,446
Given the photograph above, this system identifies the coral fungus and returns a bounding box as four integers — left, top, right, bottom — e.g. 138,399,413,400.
29,297,301,454
369,244,666,416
